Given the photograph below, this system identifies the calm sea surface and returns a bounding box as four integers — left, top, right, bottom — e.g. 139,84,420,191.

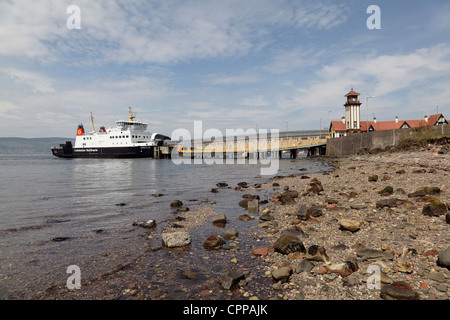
0,153,331,299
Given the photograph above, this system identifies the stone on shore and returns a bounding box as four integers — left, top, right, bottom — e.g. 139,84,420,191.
216,182,228,188
338,219,360,232
132,219,156,228
273,235,306,255
162,231,191,248
252,247,269,257
272,266,292,283
247,199,259,213
395,258,414,273
296,259,315,273
376,198,399,208
217,271,245,290
437,246,450,269
223,229,238,240
238,214,253,222
202,235,226,250
422,201,447,217
380,281,420,300
297,204,309,220
170,200,183,208
305,245,329,262
303,178,323,195
212,214,227,225
379,186,394,196
408,187,441,198
238,199,249,209
327,261,359,277
307,206,323,217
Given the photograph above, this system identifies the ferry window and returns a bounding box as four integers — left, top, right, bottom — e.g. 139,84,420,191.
126,135,129,138
83,138,85,140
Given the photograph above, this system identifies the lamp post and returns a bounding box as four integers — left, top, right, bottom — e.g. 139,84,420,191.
366,96,375,132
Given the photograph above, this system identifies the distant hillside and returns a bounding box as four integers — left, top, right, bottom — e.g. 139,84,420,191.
0,137,73,154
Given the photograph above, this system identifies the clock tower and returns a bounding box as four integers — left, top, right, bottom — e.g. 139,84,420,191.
344,88,362,133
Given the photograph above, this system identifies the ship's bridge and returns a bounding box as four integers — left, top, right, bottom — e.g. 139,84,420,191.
115,120,148,131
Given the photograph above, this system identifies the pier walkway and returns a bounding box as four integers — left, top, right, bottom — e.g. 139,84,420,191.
173,129,329,159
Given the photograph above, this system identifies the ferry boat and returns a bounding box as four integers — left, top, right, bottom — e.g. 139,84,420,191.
51,108,171,158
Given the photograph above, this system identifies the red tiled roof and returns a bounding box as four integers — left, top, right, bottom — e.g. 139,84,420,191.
331,114,446,133
372,121,403,131
345,90,360,96
330,121,346,132
404,120,428,128
427,114,446,125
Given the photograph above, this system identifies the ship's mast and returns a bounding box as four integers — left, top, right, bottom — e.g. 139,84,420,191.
129,107,136,122
90,112,95,132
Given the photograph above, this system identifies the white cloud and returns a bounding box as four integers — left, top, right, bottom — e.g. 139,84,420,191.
240,96,269,107
207,73,262,86
2,68,56,93
275,43,450,124
0,101,22,120
0,0,348,65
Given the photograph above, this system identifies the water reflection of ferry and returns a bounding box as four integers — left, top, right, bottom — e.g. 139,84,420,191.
51,108,170,158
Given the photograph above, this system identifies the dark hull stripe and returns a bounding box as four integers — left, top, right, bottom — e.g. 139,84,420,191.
52,146,155,158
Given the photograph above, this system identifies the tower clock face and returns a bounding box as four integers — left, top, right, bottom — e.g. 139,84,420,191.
352,98,356,102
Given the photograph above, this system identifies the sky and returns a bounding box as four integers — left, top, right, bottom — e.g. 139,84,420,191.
0,0,449,138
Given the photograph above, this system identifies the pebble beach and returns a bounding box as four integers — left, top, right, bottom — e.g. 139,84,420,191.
35,145,449,300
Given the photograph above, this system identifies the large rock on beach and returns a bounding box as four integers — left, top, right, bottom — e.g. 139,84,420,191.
408,187,440,198
212,214,227,225
217,271,245,290
305,245,329,262
162,231,191,248
376,198,399,208
327,261,359,277
307,206,323,217
297,204,309,220
170,200,183,208
273,235,306,255
339,219,360,232
380,281,420,300
247,199,259,213
437,246,450,269
223,229,238,240
202,235,226,250
422,201,447,217
272,266,292,283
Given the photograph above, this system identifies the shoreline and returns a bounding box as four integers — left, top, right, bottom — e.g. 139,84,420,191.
33,149,449,300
